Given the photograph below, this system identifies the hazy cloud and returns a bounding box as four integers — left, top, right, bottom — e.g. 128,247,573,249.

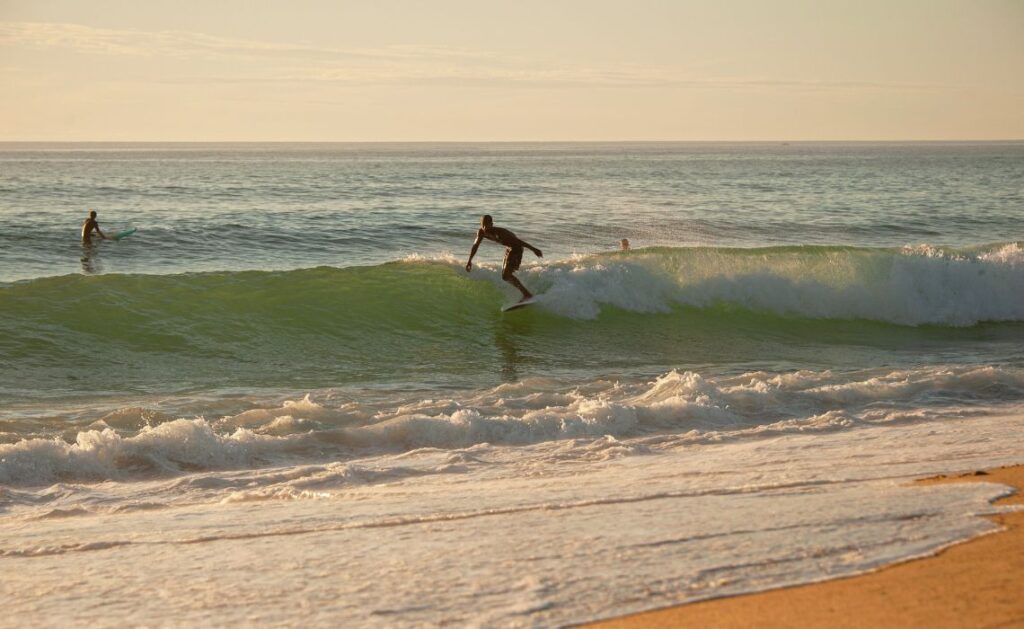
0,21,949,91
0,22,522,63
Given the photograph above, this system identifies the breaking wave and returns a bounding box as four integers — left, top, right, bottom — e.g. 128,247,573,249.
2,364,1022,486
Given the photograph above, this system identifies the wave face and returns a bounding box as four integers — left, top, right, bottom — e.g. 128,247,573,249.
1,243,1022,400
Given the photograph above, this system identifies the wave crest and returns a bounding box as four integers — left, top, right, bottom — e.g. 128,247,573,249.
524,242,1024,324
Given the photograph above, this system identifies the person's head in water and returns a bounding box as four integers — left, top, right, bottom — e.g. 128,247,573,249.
620,238,630,251
480,214,493,231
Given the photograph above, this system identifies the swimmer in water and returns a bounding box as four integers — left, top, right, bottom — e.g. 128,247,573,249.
81,210,110,244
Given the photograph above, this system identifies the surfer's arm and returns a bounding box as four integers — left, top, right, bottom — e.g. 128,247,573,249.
466,230,484,271
88,219,110,241
519,238,542,258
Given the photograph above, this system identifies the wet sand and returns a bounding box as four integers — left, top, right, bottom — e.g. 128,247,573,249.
590,464,1024,629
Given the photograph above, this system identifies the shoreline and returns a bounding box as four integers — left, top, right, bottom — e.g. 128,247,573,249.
588,464,1024,629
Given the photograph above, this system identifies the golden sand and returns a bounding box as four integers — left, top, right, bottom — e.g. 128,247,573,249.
590,465,1024,629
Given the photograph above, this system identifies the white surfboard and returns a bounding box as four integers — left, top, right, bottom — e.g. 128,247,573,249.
502,297,537,312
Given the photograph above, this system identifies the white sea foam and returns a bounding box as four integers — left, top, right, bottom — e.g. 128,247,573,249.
2,365,1021,486
2,409,1022,626
978,242,1024,266
0,420,281,485
460,244,1024,324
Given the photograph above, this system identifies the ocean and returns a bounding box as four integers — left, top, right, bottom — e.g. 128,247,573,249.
1,142,1023,625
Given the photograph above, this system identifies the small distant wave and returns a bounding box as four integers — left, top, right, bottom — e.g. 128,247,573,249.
2,365,1021,486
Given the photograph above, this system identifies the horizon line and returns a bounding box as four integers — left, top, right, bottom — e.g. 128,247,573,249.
1,139,1023,144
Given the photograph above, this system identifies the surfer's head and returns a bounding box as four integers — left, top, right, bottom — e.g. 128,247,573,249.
481,214,493,230
89,210,97,219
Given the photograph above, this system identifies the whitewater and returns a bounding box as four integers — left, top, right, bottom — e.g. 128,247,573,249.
1,142,1023,626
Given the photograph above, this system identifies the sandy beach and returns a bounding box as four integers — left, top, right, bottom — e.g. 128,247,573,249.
591,464,1024,629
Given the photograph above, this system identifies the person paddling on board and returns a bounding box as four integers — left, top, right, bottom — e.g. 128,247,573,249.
465,214,543,301
81,210,110,244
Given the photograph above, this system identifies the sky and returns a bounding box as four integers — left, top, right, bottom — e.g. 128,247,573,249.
1,0,1022,141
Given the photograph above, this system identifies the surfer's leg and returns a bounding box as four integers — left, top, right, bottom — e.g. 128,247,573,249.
504,273,532,300
502,246,531,299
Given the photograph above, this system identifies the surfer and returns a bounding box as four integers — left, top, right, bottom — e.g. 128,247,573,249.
81,210,110,244
465,214,542,301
